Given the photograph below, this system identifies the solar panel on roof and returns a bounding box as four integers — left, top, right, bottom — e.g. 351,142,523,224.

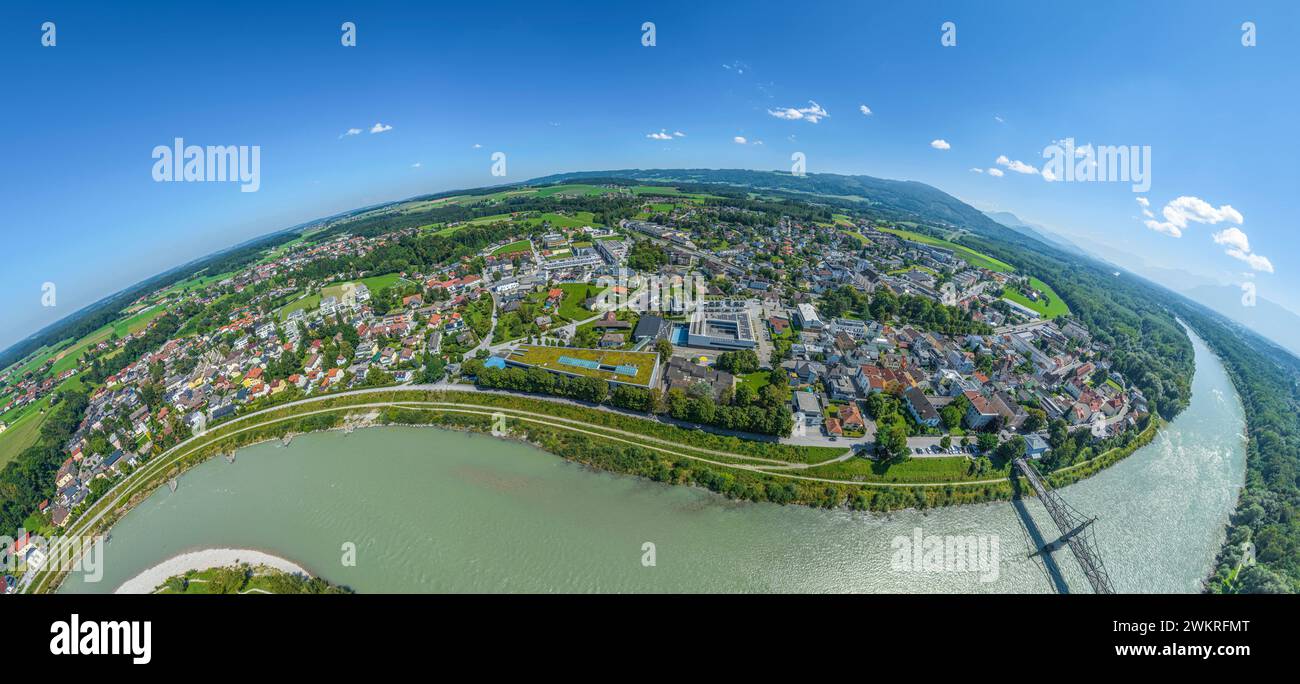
559,356,600,369
613,364,637,376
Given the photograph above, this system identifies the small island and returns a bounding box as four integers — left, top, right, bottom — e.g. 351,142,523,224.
154,563,349,595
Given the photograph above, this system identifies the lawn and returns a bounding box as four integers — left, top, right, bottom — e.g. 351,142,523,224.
1003,276,1070,319
491,240,532,256
798,454,1012,484
738,370,790,400
277,293,320,321
277,273,409,320
555,282,601,321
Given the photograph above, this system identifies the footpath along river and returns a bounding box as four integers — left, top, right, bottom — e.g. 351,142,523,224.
60,327,1245,593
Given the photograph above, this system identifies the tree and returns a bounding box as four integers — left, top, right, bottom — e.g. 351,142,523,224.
716,349,760,375
940,404,963,430
940,435,951,450
655,338,673,363
875,416,910,461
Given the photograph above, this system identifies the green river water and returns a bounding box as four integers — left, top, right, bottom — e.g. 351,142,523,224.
60,327,1245,593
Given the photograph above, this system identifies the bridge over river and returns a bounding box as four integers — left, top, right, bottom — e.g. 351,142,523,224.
1014,456,1115,594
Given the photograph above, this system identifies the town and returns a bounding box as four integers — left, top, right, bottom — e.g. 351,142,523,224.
0,182,1153,592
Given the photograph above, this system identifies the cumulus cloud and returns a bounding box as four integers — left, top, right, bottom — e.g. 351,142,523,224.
859,104,873,116
1214,227,1273,272
930,139,951,150
370,122,393,134
1143,195,1243,238
646,130,673,140
733,136,747,144
1225,248,1274,273
987,168,1004,177
995,154,1038,174
769,101,830,123
673,131,685,137
1212,226,1250,252
1142,197,1270,271
339,128,362,138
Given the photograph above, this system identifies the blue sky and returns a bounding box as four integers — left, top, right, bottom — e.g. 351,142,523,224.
2,0,1297,351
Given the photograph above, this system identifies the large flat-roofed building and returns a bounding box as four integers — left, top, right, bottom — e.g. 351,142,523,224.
795,302,823,330
685,307,756,350
503,345,661,389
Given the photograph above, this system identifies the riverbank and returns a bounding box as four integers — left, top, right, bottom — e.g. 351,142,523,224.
31,386,1167,593
115,548,310,594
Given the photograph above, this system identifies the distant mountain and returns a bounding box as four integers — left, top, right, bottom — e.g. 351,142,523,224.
1182,284,1300,358
983,210,1089,257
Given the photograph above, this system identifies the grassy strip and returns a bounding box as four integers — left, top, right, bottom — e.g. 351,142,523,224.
1045,417,1162,488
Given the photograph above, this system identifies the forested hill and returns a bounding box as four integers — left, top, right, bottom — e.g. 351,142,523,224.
530,168,1018,240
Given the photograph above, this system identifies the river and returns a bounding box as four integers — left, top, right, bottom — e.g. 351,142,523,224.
60,327,1245,593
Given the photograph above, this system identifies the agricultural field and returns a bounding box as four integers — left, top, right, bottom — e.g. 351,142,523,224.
880,227,1015,273
0,407,46,469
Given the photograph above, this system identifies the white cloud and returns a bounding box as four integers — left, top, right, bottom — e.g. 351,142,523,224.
768,101,829,123
995,154,1038,174
370,122,393,134
733,136,747,144
1143,195,1244,238
930,139,951,150
1135,196,1150,207
1135,196,1154,218
472,143,482,148
1212,226,1250,252
969,167,984,173
673,131,685,137
646,130,673,140
1225,248,1274,273
339,128,362,138
994,115,1005,124
752,140,764,145
411,162,422,168
859,104,873,116
1143,219,1181,237
1214,227,1273,272
987,168,1004,177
